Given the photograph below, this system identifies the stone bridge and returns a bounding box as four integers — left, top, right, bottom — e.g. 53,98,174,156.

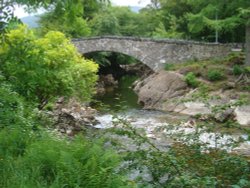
72,36,234,71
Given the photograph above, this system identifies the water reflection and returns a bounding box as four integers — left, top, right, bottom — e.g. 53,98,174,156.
92,75,141,112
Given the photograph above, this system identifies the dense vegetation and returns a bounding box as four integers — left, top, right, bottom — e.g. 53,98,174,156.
6,0,248,66
0,0,250,187
0,25,98,109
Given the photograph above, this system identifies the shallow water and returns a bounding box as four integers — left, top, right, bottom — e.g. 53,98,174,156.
92,75,250,155
93,75,140,112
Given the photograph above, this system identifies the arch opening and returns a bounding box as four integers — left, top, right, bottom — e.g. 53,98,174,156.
83,51,153,112
84,51,153,80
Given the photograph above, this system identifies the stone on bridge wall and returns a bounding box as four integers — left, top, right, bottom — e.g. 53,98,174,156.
72,36,233,72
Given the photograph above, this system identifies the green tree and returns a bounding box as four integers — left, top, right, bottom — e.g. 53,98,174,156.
109,6,136,36
187,0,250,42
38,0,91,37
186,0,250,65
35,0,110,37
240,8,250,66
137,5,163,37
0,25,98,109
82,0,110,19
246,20,250,66
152,18,183,39
90,9,120,35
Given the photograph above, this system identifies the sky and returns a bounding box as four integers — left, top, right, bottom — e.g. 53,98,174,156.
111,0,150,7
14,0,151,18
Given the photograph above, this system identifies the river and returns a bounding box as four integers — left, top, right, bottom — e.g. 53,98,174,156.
89,75,250,183
91,75,249,155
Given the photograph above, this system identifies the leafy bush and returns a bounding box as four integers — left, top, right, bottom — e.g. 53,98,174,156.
0,74,38,130
39,1,91,37
0,131,131,188
111,118,250,187
164,63,175,70
233,65,244,75
207,69,225,81
226,52,245,66
0,85,25,128
0,25,98,109
184,72,200,87
0,72,130,188
245,66,250,74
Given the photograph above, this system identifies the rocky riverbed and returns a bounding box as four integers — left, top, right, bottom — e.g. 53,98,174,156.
133,70,250,126
49,68,250,157
49,98,250,157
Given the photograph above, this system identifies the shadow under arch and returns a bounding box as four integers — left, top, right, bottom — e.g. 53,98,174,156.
83,51,153,79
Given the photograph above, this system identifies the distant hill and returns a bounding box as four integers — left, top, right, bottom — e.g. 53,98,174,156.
20,7,141,28
21,15,40,28
130,6,142,13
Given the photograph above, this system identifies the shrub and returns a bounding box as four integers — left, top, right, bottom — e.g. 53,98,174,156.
111,118,250,187
164,63,175,70
0,85,24,128
233,65,244,75
0,25,98,109
207,69,225,81
226,52,244,66
0,75,37,130
245,66,250,74
184,72,200,88
0,133,131,188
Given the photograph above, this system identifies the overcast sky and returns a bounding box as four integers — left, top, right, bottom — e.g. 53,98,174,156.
111,0,150,6
14,0,151,18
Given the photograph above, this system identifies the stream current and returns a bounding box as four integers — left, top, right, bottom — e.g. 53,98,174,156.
91,75,250,155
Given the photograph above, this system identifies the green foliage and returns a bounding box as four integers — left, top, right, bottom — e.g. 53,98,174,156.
0,84,25,128
110,117,250,187
226,52,245,66
40,13,91,37
90,10,120,35
185,0,249,42
233,65,244,75
184,72,200,87
153,21,183,39
245,66,250,74
207,69,225,81
107,6,140,36
164,63,175,70
38,0,91,37
82,0,111,20
0,129,131,188
0,74,40,130
9,0,250,44
0,25,98,108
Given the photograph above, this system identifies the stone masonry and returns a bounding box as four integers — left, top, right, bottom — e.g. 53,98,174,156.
72,36,235,71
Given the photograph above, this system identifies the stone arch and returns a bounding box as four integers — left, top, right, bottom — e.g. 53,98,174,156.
72,36,232,72
72,38,156,71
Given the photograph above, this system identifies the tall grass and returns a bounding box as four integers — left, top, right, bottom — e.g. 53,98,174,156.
0,129,130,188
0,79,130,188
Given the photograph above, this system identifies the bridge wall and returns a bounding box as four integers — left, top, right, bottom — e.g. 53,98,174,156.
72,37,233,71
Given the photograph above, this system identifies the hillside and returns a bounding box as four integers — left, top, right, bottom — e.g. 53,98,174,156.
21,15,40,28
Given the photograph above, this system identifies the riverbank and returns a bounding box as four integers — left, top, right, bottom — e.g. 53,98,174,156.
41,62,250,186
133,53,250,127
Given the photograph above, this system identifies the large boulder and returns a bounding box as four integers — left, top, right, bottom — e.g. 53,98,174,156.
234,105,250,126
133,71,250,126
133,71,189,110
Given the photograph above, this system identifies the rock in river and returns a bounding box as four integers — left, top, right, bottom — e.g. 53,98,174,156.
133,71,189,110
234,105,250,126
53,98,99,136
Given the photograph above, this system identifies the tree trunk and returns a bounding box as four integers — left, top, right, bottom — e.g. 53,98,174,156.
246,24,250,66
